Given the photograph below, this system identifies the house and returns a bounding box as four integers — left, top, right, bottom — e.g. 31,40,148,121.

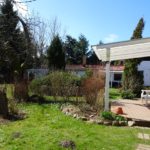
26,69,49,80
65,64,124,87
26,61,150,87
66,62,150,87
138,61,150,86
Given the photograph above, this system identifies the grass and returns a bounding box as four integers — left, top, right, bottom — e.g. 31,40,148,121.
0,103,150,150
110,88,122,100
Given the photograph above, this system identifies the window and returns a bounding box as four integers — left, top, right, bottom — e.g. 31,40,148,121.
114,73,122,81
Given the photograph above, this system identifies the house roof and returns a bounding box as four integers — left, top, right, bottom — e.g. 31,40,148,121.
65,65,124,71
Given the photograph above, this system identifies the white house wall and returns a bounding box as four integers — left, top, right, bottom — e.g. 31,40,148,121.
138,61,150,86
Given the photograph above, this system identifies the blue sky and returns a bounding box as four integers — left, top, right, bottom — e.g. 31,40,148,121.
27,0,150,46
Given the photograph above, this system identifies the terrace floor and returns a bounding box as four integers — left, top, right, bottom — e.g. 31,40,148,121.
111,99,150,122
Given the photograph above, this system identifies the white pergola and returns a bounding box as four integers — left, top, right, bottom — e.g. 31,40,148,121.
92,38,150,111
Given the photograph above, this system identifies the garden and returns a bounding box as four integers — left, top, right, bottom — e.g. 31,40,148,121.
0,1,150,149
0,71,150,150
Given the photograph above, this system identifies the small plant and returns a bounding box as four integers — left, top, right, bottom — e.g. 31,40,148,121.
101,111,114,120
101,111,126,125
8,99,19,115
121,90,135,99
115,115,126,121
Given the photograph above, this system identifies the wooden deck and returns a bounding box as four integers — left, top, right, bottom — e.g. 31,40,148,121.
111,99,150,122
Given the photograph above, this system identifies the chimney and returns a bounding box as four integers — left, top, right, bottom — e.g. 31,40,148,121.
82,55,86,66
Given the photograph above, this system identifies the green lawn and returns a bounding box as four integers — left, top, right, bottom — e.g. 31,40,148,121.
0,103,150,150
110,88,122,100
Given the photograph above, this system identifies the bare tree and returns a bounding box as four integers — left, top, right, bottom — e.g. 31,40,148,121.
48,17,67,42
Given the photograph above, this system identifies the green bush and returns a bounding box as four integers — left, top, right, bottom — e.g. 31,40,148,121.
29,71,81,99
29,77,50,96
121,90,135,99
101,111,126,122
101,111,114,120
114,115,126,121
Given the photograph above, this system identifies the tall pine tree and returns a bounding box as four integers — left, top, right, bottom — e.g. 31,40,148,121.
47,35,65,70
122,18,144,97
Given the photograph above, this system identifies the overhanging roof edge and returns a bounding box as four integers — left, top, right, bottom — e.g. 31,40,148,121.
91,37,150,49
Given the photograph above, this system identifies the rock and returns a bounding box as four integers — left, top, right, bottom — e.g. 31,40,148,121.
119,121,127,126
103,120,112,126
89,115,94,118
65,112,71,116
80,116,88,121
95,120,103,125
73,114,78,118
12,132,21,139
61,105,81,116
128,121,135,127
86,119,95,124
112,121,120,126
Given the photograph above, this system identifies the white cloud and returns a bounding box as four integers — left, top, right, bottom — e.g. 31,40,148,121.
104,34,119,43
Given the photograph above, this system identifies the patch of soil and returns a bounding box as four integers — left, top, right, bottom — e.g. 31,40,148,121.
0,116,10,125
12,131,22,139
59,140,76,150
8,110,26,121
0,111,26,124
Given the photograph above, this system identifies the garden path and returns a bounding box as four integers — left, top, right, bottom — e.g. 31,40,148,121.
111,99,150,122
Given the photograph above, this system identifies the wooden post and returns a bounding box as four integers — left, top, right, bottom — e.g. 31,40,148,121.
104,48,110,111
0,90,9,118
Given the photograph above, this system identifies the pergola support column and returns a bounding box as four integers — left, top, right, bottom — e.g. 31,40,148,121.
104,48,110,111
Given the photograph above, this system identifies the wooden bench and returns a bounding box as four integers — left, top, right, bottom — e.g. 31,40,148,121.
141,90,150,104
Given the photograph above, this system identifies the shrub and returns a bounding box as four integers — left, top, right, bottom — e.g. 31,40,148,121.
29,71,81,101
122,74,143,98
29,77,50,96
101,111,114,120
101,111,126,122
81,72,105,106
121,90,135,99
47,72,81,101
114,115,126,121
14,81,28,102
8,98,19,115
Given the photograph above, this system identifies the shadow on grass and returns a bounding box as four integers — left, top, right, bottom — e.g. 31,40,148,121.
27,95,84,105
110,88,122,100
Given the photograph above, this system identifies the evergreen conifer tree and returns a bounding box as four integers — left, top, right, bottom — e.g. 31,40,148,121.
47,35,65,70
122,18,144,97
